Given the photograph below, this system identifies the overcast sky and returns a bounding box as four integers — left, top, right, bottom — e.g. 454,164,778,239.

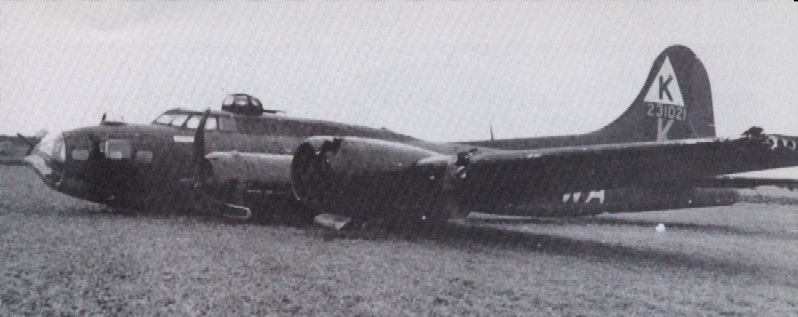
1,2,796,143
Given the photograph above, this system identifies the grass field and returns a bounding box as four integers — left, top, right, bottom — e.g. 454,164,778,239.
1,166,798,315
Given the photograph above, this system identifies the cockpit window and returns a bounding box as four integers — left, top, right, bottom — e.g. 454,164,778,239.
154,113,224,131
185,116,217,130
154,114,174,125
169,115,189,127
153,114,189,127
185,116,201,129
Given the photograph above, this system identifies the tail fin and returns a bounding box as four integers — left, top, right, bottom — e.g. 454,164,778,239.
594,45,715,142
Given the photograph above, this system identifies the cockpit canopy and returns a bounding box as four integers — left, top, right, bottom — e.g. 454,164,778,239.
152,110,236,132
153,113,218,130
150,94,278,131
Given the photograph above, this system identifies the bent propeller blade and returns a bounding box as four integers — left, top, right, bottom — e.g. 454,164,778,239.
16,133,38,155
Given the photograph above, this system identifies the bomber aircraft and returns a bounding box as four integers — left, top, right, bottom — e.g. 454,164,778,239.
23,45,798,225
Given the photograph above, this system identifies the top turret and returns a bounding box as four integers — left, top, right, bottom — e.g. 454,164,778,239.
221,94,282,116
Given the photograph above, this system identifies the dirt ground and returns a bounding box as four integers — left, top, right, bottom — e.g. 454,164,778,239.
1,165,797,315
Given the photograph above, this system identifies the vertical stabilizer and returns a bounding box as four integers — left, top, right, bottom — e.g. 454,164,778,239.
594,45,715,142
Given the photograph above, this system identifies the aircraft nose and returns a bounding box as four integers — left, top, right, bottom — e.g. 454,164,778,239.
25,130,101,199
24,131,68,190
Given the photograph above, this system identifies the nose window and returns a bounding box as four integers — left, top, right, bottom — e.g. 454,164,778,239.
35,132,63,158
104,139,133,160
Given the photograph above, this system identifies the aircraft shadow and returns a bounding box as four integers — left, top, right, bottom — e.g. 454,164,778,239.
316,221,780,280
463,214,798,240
26,203,795,285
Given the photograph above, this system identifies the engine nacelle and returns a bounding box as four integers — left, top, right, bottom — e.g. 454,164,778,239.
291,137,453,218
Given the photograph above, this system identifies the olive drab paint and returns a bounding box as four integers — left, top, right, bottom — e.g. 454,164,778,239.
22,46,798,221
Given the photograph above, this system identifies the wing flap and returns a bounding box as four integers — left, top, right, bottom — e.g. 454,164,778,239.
697,175,798,190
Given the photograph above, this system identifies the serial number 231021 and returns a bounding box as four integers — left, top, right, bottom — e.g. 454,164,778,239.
646,103,686,121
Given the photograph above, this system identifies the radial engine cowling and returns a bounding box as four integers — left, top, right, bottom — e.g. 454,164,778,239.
291,137,452,218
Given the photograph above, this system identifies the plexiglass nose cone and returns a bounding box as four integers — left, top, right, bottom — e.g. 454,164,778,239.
24,131,67,189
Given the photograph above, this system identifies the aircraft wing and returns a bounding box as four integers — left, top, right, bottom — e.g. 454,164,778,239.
457,132,798,205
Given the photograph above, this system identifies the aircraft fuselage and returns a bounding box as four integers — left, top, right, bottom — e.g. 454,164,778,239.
25,108,737,217
25,109,484,211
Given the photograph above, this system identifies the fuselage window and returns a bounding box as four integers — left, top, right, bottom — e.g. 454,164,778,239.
205,117,218,130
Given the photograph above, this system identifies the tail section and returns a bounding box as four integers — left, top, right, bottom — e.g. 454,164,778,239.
467,45,715,150
594,45,715,142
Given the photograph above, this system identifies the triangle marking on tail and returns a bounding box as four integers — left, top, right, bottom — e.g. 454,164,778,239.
644,56,688,142
644,56,685,106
